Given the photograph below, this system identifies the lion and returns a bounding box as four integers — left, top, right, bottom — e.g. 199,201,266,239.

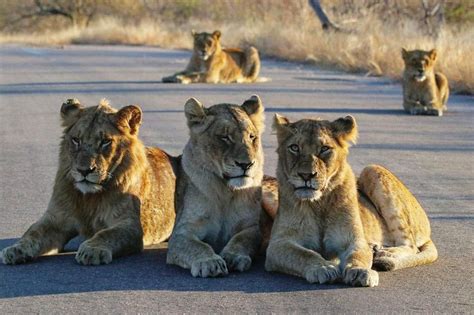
166,95,269,277
162,30,262,84
402,48,449,116
1,98,176,265
265,114,437,287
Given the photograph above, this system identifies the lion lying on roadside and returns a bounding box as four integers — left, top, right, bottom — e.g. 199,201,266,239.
265,114,437,287
402,48,449,116
166,95,274,277
1,99,176,265
162,30,262,84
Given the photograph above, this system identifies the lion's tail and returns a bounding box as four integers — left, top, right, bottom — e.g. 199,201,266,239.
244,46,261,82
373,240,438,271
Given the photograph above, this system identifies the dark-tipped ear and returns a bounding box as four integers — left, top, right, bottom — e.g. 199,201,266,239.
242,95,264,132
191,29,197,37
61,98,83,127
331,115,358,145
401,48,409,61
212,30,221,40
272,113,293,141
115,105,142,135
429,49,437,62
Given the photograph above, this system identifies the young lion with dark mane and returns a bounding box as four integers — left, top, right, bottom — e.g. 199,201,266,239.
265,114,437,287
162,30,262,84
1,99,176,265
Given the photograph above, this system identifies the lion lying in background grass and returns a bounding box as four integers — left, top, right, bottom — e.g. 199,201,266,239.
162,30,263,84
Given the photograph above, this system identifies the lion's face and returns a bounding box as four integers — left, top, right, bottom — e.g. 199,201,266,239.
184,95,264,190
273,115,357,201
60,99,142,194
402,48,437,82
192,30,221,61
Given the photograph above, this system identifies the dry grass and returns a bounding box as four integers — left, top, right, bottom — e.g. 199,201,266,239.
0,6,472,94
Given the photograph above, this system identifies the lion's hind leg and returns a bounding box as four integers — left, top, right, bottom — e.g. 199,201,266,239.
358,165,437,271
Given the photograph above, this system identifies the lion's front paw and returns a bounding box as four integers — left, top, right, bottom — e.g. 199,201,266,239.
1,243,37,265
175,75,191,84
344,268,379,287
221,252,252,272
304,264,340,284
426,108,443,116
162,75,178,83
75,242,112,266
190,255,228,278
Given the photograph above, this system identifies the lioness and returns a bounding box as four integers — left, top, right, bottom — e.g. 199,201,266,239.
166,95,267,277
162,30,261,84
1,99,176,265
265,115,437,287
402,48,449,116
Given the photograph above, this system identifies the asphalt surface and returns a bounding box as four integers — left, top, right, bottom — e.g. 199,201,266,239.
0,44,473,313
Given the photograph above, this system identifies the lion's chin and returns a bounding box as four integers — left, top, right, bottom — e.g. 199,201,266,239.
414,74,426,82
294,188,322,201
75,181,103,194
227,177,254,190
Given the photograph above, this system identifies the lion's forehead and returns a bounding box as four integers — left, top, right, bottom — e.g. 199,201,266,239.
196,33,214,43
293,120,332,141
69,109,117,141
406,51,431,63
209,105,256,134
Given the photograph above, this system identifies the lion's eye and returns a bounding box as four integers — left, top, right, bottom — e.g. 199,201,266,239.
320,146,331,154
288,144,300,154
249,134,256,142
101,138,112,147
71,137,81,146
221,135,231,143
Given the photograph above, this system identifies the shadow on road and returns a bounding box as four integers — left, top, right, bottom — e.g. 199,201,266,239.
0,238,347,298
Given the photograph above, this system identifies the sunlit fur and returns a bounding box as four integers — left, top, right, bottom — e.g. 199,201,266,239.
1,99,176,266
167,95,267,278
402,48,449,116
266,114,437,287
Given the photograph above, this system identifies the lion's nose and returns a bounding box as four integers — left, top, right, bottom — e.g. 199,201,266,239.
235,161,254,170
298,172,316,181
77,167,96,177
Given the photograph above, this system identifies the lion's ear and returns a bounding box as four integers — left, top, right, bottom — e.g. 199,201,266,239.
184,98,214,133
402,48,409,60
429,49,437,62
115,105,142,135
242,95,264,132
272,114,293,141
331,115,358,145
212,30,221,40
61,98,83,127
191,29,197,37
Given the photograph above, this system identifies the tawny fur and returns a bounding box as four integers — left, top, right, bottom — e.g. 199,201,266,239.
1,99,176,266
265,115,437,287
402,48,449,116
162,30,261,84
166,95,269,277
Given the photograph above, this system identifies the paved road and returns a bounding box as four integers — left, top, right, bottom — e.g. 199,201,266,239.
0,45,473,313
